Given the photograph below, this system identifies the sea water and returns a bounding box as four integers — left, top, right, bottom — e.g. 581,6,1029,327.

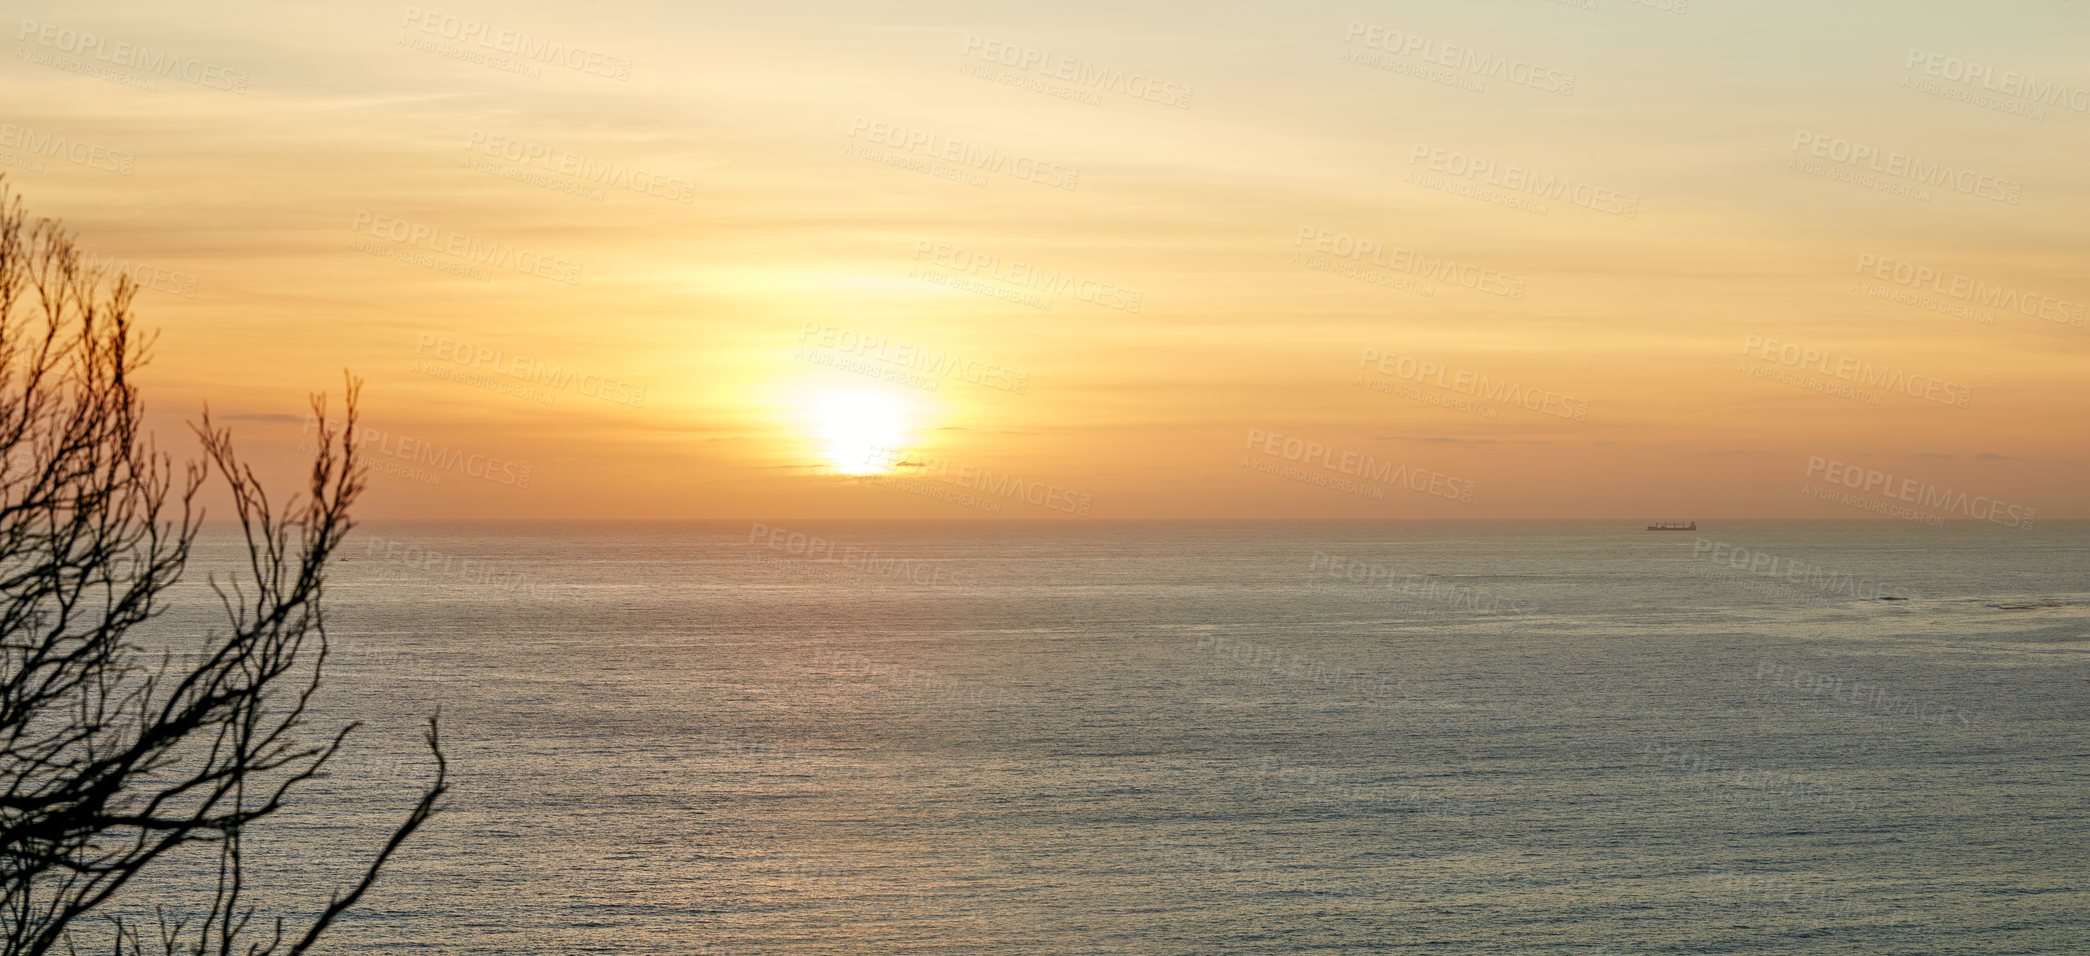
117,521,2090,954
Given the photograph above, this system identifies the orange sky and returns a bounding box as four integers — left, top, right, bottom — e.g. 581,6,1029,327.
4,0,2084,519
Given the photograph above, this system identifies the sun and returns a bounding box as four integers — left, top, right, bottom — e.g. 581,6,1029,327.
806,387,913,475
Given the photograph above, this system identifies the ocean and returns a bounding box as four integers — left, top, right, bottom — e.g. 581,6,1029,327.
131,521,2089,954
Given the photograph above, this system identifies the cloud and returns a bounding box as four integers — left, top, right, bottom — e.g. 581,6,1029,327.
1973,451,2018,460
1373,435,1553,446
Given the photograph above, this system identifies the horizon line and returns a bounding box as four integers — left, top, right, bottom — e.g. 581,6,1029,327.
310,516,2090,524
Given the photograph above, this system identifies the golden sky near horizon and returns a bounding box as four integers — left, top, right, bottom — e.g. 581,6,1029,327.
2,0,2084,520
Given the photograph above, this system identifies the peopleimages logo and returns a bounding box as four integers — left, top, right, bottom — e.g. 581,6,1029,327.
746,523,979,591
1789,131,2023,204
1342,22,1577,96
797,323,1028,394
1244,428,1476,502
80,253,198,298
1691,539,1921,602
465,131,693,204
1803,456,2034,528
912,241,1142,312
889,456,1094,516
414,333,645,408
301,416,533,489
400,7,633,79
1905,48,2090,114
1407,145,1640,217
1296,227,1525,299
1358,349,1587,421
959,35,1193,109
16,19,251,92
364,535,573,601
0,123,134,175
1754,662,1981,731
352,211,582,285
1308,551,1525,614
1739,335,1972,409
848,117,1079,190
1855,254,2083,328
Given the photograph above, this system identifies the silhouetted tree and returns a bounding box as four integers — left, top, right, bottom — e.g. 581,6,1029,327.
0,180,445,955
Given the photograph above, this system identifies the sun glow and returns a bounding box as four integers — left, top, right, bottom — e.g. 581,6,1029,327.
807,388,914,475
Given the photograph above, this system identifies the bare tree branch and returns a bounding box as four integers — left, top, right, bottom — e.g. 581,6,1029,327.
0,177,446,956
